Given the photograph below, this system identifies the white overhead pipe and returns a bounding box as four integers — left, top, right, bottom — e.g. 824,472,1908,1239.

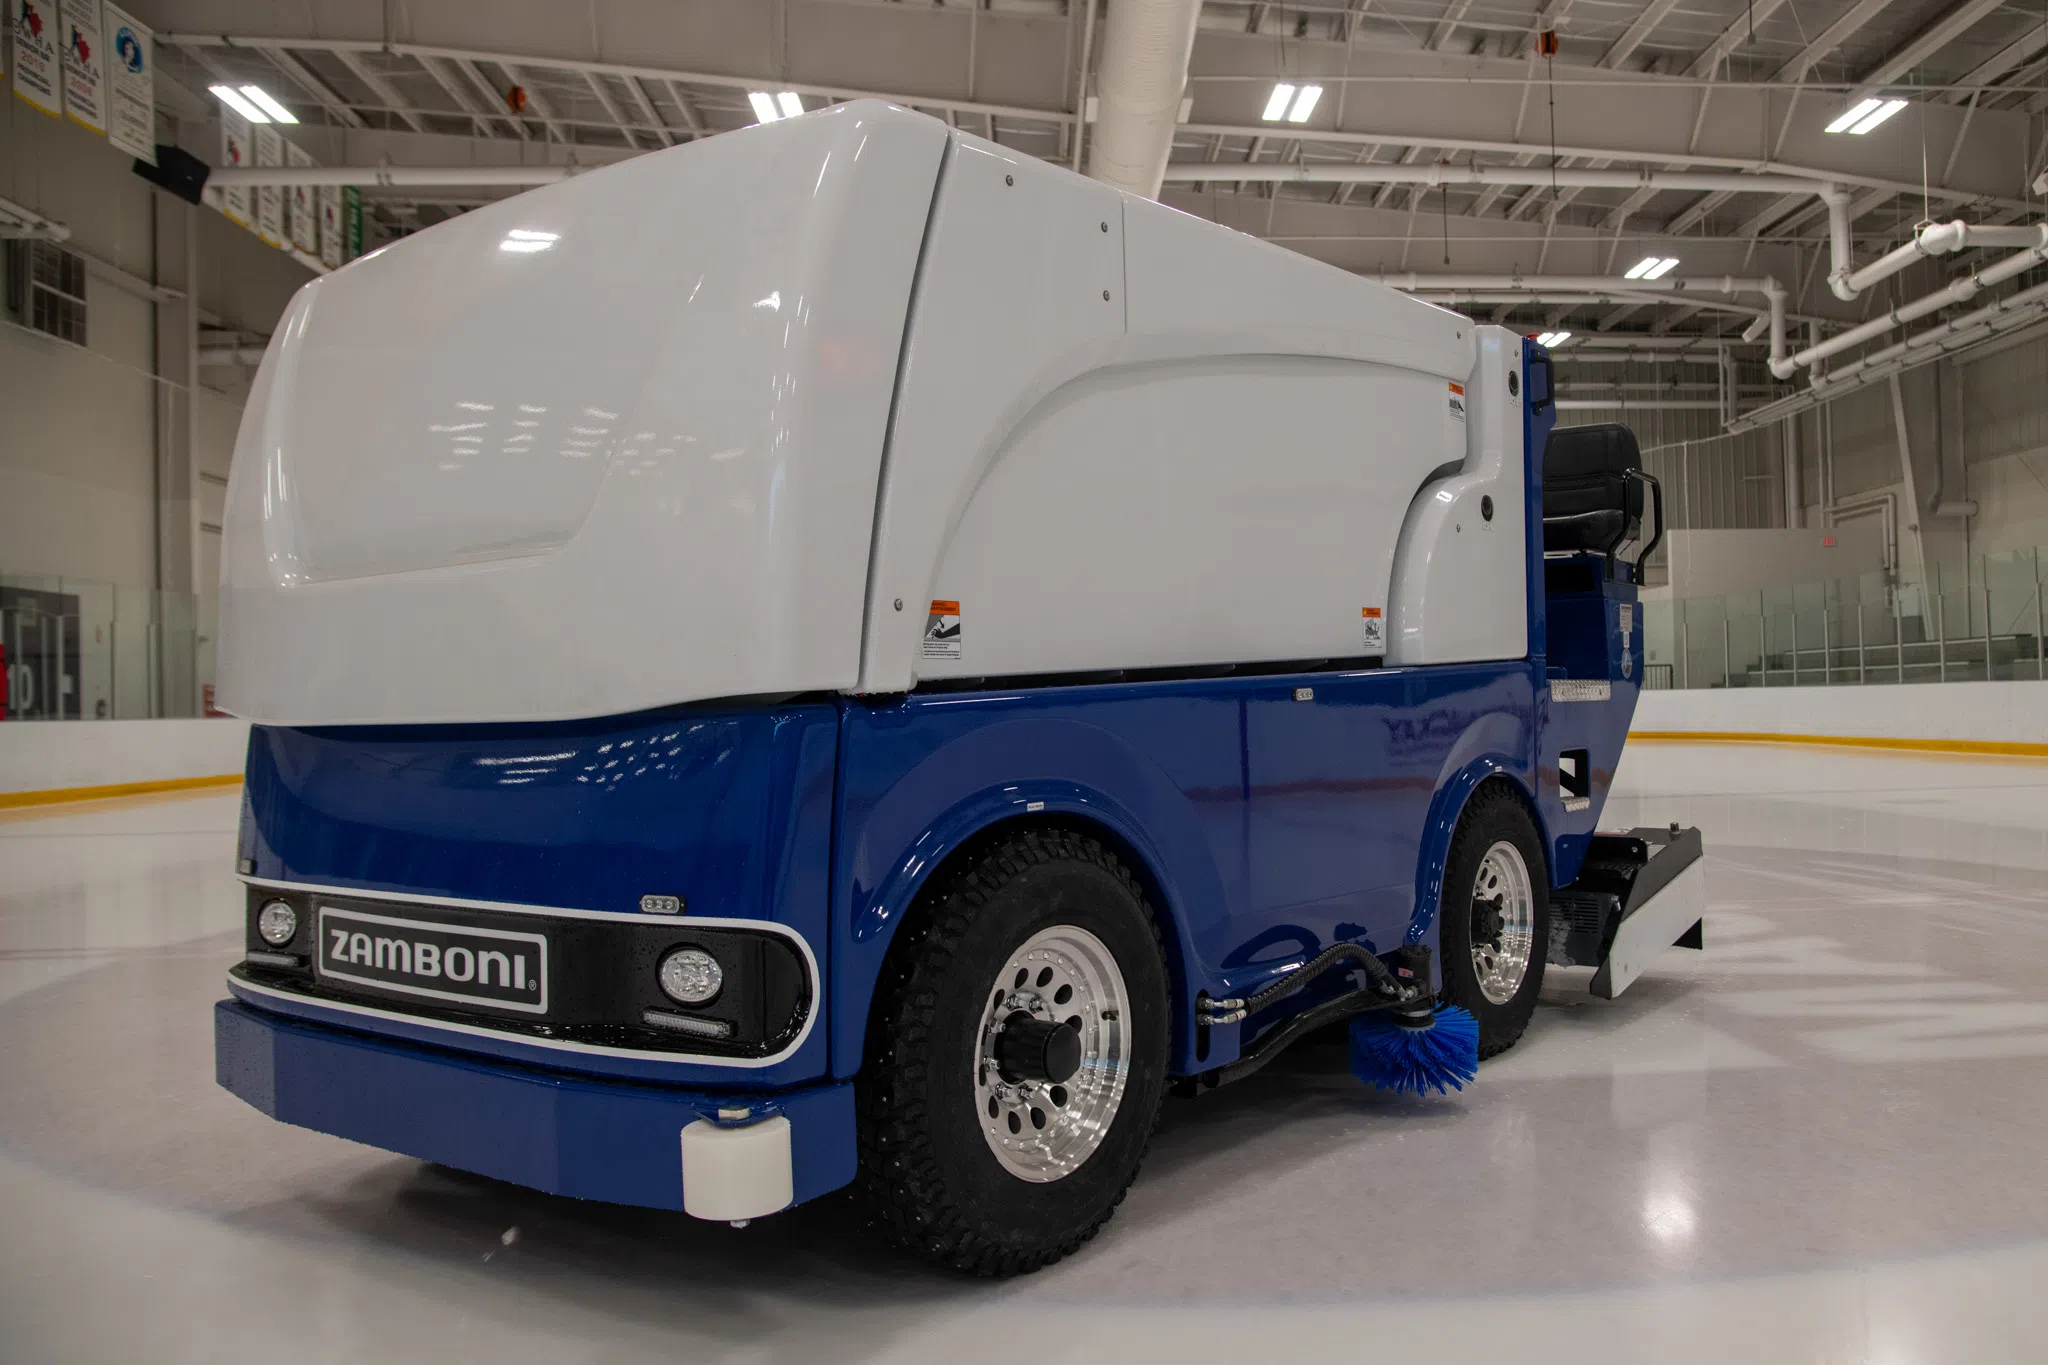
1386,272,1791,371
1812,276,2048,393
1733,277,2048,431
1835,218,2048,301
1084,0,1201,199
1771,228,2048,378
1167,162,2040,325
1162,163,1824,195
210,165,575,188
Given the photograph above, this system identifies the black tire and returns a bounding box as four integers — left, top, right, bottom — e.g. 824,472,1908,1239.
1436,784,1550,1060
853,826,1171,1276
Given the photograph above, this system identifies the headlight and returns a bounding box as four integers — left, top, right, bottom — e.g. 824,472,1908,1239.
657,948,723,1005
256,899,298,947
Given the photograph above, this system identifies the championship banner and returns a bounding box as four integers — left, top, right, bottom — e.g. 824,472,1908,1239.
218,109,253,225
317,183,343,268
254,123,284,245
288,142,317,254
103,4,153,162
13,0,63,116
58,0,105,132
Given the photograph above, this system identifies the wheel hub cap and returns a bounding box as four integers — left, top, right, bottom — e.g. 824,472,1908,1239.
974,925,1130,1183
1470,840,1536,1005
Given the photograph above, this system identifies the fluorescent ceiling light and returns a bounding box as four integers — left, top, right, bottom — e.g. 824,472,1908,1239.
776,91,804,119
498,228,559,253
1625,255,1679,280
238,85,298,124
1847,98,1907,135
748,91,781,123
1536,331,1572,347
1262,83,1297,121
1286,85,1322,123
1824,98,1884,134
209,84,270,123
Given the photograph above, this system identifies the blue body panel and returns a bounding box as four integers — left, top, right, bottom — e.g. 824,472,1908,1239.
238,705,839,1089
216,337,1651,1215
215,1000,855,1211
829,663,1538,1076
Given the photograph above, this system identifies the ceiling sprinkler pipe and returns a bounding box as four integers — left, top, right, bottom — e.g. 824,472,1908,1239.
209,165,576,188
1821,187,1859,302
1774,234,2048,378
1160,163,1822,195
1732,278,2048,431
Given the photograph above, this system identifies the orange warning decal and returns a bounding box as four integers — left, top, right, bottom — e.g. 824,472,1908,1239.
1447,382,1464,395
922,600,963,660
1362,607,1382,618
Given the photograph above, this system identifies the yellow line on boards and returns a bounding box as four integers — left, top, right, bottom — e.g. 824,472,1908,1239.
0,773,244,810
1629,730,2048,760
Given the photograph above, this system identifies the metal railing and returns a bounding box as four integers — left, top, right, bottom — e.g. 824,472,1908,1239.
1642,546,2047,689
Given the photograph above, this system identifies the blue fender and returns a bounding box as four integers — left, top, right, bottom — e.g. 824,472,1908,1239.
830,699,1241,1079
1404,712,1550,967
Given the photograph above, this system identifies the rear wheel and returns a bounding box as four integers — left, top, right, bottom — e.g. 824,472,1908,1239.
1436,786,1549,1059
853,827,1171,1276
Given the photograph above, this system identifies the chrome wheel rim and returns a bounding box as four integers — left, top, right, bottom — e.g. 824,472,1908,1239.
974,925,1130,1183
1470,840,1535,1005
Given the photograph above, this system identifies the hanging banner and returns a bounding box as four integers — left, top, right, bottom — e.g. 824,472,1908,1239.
254,123,284,246
217,109,253,225
288,142,317,254
317,183,343,269
343,185,363,261
58,0,105,132
13,0,63,116
103,4,153,162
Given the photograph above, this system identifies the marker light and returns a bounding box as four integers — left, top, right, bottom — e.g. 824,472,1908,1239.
256,900,298,946
209,84,269,123
239,85,299,124
658,948,724,1005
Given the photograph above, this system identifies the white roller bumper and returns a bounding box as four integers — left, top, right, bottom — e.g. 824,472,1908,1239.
680,1115,794,1222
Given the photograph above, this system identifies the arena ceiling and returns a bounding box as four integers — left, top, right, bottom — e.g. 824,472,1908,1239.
132,1,2048,371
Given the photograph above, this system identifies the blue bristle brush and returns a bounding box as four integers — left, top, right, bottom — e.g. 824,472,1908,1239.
1348,1005,1479,1097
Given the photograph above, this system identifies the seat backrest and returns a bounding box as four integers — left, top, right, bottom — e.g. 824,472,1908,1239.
1543,422,1643,554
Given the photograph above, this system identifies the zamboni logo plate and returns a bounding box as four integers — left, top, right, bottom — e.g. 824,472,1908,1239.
316,905,549,1014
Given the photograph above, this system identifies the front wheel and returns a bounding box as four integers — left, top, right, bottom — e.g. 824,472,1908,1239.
1436,785,1550,1059
853,828,1171,1276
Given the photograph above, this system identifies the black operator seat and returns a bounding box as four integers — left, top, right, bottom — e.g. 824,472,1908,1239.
1543,422,1644,556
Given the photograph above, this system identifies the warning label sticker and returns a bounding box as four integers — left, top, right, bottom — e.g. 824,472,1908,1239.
1362,606,1384,652
922,599,962,660
1447,382,1467,421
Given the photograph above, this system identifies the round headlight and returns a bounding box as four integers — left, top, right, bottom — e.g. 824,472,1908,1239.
256,899,298,947
658,948,723,1005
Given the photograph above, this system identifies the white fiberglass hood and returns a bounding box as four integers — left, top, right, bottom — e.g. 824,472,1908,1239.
216,101,945,726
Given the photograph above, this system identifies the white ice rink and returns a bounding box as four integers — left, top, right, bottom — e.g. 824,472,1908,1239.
5,742,2048,1363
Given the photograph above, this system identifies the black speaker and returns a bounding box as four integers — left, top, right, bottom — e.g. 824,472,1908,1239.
133,145,211,205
